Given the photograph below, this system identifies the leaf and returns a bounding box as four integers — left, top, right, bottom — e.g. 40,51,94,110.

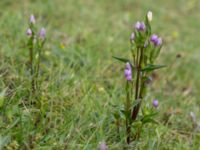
141,112,158,124
132,121,142,128
142,64,166,72
112,56,130,64
142,118,158,124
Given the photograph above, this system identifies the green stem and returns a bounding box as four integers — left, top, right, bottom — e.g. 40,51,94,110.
125,81,131,144
29,39,35,94
35,47,41,91
131,47,144,121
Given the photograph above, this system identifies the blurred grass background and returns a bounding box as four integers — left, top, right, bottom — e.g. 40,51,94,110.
0,0,200,149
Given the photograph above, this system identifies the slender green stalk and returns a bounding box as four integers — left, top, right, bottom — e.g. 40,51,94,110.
35,47,41,91
125,81,131,144
28,37,35,94
132,47,144,121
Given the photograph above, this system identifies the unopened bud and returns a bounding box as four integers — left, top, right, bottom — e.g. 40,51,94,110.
39,28,46,40
147,11,153,22
30,14,36,24
26,28,32,37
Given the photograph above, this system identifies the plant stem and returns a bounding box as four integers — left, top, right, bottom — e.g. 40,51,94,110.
131,47,144,121
35,47,41,91
29,40,35,94
125,81,131,144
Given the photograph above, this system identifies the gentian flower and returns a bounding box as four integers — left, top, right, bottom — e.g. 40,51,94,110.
155,37,162,46
135,21,141,30
26,28,32,37
150,34,162,46
147,11,153,22
150,34,158,43
98,141,107,150
130,32,135,42
30,14,36,24
152,99,159,108
39,28,46,40
134,21,146,31
124,63,132,81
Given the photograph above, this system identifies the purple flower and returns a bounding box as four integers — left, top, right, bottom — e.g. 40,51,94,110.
39,28,46,40
98,141,107,150
124,63,132,81
130,32,135,42
26,28,32,36
150,34,162,46
135,21,141,30
125,62,131,70
155,37,162,46
152,99,159,108
30,14,36,24
150,34,158,43
140,22,146,30
135,21,146,31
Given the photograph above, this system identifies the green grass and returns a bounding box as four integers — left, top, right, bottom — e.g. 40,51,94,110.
0,0,200,149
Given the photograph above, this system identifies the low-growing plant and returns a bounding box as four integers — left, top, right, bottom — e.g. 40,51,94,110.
26,14,46,95
113,11,165,144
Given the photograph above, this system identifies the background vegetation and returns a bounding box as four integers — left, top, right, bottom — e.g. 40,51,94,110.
0,0,200,149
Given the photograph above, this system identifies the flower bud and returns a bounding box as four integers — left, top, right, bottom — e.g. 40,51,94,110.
39,28,46,40
135,21,146,31
30,14,36,24
155,37,162,46
98,141,107,150
124,69,131,77
130,32,135,42
135,21,141,30
150,34,158,43
144,40,148,48
140,22,146,31
147,11,153,22
152,99,158,108
150,34,162,46
26,28,32,37
124,63,132,81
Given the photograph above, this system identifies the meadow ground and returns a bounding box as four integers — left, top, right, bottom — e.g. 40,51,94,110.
0,0,200,149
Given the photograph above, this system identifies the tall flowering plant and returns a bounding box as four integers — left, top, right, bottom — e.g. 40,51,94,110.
26,14,46,94
113,11,165,144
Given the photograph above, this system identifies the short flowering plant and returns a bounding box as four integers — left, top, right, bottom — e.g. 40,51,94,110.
113,11,165,144
26,14,46,94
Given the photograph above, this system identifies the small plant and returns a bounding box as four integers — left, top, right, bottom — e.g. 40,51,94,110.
113,11,165,144
26,14,46,94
